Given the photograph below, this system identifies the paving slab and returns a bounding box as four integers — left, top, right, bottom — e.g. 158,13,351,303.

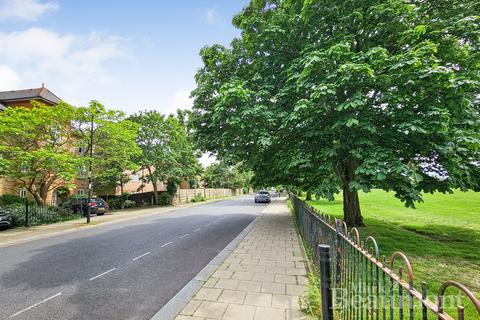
173,198,310,320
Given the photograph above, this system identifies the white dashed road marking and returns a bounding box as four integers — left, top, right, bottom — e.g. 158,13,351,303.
10,292,62,318
179,234,189,239
161,241,173,248
193,228,201,232
132,252,151,261
89,268,116,281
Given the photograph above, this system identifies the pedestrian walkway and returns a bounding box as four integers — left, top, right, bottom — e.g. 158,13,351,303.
174,199,309,320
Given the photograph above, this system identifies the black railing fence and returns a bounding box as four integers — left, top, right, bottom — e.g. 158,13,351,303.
289,193,480,320
1,200,80,227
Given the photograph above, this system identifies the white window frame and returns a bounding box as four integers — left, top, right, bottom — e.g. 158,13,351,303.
19,188,27,198
77,189,85,196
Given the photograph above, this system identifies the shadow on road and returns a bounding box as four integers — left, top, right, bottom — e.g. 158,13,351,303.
0,210,259,319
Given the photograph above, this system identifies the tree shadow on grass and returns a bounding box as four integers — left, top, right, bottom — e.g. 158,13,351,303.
358,218,480,262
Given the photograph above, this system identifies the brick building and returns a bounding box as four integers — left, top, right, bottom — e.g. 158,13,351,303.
0,85,85,204
0,84,60,109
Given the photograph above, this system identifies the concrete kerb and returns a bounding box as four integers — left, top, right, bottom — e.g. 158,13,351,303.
0,195,243,248
150,201,271,320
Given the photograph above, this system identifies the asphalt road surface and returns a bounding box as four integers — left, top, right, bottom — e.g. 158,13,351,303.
0,197,265,320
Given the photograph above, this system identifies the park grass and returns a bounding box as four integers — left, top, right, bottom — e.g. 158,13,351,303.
305,189,480,317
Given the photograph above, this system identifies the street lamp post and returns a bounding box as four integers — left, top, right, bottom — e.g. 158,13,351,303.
86,112,94,224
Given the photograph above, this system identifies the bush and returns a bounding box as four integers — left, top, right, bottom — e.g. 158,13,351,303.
1,204,26,227
0,194,33,206
191,194,206,203
103,194,135,210
107,197,123,210
124,200,136,208
0,203,80,227
157,192,172,205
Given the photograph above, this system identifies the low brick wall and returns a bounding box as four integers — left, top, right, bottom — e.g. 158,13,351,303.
172,188,244,206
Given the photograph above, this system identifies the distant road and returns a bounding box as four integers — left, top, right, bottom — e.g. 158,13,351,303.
0,197,264,320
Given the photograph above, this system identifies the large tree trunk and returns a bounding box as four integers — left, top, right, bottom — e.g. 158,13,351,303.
27,187,45,206
25,178,46,206
147,167,158,205
342,161,365,227
305,191,312,201
40,183,49,206
32,192,44,206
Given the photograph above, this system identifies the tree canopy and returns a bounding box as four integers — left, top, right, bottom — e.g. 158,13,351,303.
192,0,480,225
129,110,201,204
0,101,140,205
203,162,253,189
0,102,84,205
73,101,141,197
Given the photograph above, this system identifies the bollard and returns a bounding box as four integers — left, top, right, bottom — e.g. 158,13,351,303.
319,244,334,320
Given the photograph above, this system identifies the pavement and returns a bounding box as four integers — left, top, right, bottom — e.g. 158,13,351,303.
170,198,309,320
0,196,264,320
0,197,233,248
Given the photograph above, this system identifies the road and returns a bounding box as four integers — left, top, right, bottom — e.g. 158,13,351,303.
0,197,265,320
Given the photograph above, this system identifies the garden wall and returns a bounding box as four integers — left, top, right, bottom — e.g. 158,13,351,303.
172,188,245,206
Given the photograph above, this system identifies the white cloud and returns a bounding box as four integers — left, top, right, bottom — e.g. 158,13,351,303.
169,88,193,111
0,27,127,103
0,0,59,20
202,8,219,25
0,28,74,63
199,153,217,168
0,65,22,90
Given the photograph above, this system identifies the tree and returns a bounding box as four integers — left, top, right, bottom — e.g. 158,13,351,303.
73,101,141,202
129,111,201,204
203,162,252,189
0,102,85,205
192,0,480,226
0,101,141,206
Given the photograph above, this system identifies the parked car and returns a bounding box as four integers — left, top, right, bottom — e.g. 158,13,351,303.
254,190,271,203
61,197,110,216
0,209,12,229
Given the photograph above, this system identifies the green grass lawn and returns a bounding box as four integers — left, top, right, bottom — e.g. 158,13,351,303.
305,189,480,316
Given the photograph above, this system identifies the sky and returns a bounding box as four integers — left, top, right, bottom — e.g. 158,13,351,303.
0,0,249,115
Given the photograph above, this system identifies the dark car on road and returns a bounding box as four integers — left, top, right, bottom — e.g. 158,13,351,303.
61,197,110,216
254,190,271,203
0,209,12,229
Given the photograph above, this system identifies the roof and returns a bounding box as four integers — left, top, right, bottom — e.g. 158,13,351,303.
0,85,61,105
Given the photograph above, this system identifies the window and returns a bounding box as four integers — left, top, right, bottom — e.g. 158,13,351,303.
130,174,139,182
20,162,28,173
77,189,85,196
78,165,87,178
19,188,27,198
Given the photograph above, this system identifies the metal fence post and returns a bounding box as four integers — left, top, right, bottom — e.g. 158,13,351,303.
25,200,29,227
319,244,334,320
335,220,342,288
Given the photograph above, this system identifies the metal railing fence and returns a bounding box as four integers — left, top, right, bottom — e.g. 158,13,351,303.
1,200,80,227
289,193,480,320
